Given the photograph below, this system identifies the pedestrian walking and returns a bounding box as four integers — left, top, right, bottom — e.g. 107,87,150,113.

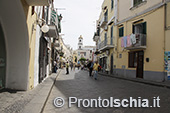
93,61,100,80
70,62,73,71
77,61,80,70
66,62,69,74
73,63,75,71
87,61,93,77
54,61,58,73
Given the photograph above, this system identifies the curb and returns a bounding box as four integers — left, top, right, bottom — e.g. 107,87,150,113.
98,72,170,89
40,69,61,113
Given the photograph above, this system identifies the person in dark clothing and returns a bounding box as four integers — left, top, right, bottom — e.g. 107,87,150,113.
66,62,69,74
87,61,93,77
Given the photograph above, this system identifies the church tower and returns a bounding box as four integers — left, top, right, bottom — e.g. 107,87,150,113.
78,35,83,49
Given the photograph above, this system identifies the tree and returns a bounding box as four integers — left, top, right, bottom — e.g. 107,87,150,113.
79,57,86,64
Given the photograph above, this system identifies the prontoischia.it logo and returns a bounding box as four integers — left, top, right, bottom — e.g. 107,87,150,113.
54,96,160,108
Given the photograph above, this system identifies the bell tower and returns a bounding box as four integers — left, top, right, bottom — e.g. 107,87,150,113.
78,35,83,49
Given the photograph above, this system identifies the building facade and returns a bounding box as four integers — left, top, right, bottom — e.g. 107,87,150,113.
94,0,170,82
0,0,62,90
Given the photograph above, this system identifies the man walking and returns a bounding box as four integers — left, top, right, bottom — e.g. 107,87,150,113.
66,62,69,74
87,61,93,77
93,61,100,80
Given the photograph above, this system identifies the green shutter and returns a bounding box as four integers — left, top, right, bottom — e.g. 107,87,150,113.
142,22,147,34
132,25,135,34
119,27,124,37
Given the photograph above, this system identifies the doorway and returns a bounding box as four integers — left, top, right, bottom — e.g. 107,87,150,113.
110,54,113,74
0,24,6,89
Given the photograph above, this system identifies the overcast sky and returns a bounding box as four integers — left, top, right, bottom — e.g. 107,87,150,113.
54,0,104,50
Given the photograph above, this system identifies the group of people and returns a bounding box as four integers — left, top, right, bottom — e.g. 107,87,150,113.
55,60,101,80
87,61,101,80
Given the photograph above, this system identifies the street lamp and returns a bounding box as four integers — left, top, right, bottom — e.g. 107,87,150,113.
36,18,49,33
41,24,49,33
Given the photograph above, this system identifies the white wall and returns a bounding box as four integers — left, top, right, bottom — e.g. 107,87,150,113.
0,0,29,90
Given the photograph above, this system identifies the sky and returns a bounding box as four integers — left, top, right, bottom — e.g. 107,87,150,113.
54,0,104,50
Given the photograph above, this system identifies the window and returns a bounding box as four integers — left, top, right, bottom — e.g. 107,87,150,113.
119,27,124,37
104,10,108,21
128,52,137,68
84,52,86,56
105,32,107,46
111,26,113,45
133,0,145,7
132,22,147,34
79,46,81,49
111,0,114,10
79,40,81,42
32,6,35,15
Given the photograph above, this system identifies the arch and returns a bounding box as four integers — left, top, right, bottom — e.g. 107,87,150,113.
0,0,29,90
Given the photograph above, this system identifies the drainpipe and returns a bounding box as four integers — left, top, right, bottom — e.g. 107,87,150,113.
163,3,167,82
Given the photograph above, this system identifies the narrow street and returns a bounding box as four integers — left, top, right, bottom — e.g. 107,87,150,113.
43,69,170,113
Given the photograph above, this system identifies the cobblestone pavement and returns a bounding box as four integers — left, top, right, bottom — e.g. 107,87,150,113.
43,69,170,113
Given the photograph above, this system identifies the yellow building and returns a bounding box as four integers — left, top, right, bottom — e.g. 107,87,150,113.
94,0,170,82
94,0,115,74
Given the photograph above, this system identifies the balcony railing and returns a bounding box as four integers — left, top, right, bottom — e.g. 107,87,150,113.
25,0,50,6
125,33,146,50
100,16,108,28
99,38,114,51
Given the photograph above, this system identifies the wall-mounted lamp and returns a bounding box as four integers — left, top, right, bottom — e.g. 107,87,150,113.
36,18,49,33
41,24,49,33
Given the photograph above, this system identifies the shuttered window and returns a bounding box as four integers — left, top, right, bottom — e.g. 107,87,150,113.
134,0,143,6
111,26,113,45
111,0,114,10
119,27,124,37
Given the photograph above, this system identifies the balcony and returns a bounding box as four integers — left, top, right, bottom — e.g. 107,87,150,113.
100,16,108,28
125,34,146,50
25,0,50,6
99,39,114,51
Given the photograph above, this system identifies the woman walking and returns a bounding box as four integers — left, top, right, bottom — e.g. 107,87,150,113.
93,61,100,80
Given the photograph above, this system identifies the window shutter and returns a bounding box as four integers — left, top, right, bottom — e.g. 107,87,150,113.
119,28,121,37
132,25,135,34
119,27,124,37
142,22,147,34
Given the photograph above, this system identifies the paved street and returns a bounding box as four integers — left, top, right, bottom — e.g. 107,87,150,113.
43,68,170,113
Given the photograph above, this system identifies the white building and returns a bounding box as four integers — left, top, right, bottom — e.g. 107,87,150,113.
77,35,95,62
